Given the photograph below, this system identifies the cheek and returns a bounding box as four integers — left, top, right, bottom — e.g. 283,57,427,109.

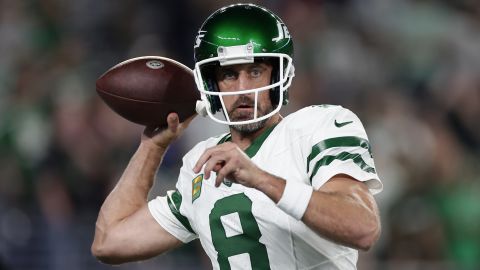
259,90,272,107
221,95,236,107
258,71,273,107
217,82,234,106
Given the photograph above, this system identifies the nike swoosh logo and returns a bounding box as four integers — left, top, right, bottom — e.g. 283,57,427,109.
334,119,353,127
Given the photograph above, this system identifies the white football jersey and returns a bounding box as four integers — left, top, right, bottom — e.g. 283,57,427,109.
149,105,383,270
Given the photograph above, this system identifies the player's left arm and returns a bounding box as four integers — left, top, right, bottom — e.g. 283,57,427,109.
300,174,380,251
292,106,381,250
248,169,380,251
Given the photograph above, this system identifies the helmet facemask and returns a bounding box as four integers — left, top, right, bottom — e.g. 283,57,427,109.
194,43,295,126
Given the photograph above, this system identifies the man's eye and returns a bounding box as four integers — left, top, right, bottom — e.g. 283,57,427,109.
250,68,262,77
223,71,236,80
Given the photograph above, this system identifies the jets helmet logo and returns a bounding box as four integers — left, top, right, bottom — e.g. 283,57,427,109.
194,30,207,48
272,22,290,42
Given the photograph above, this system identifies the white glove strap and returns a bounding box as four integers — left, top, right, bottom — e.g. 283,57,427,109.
277,180,313,220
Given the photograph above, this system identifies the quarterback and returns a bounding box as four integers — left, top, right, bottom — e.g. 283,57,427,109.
92,4,383,270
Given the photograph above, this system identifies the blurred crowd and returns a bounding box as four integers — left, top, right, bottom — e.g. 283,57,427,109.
0,0,479,269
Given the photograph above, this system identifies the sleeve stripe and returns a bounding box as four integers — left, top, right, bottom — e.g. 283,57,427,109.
307,136,372,172
309,151,376,183
167,190,196,234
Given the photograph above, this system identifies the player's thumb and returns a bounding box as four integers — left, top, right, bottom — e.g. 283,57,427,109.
167,113,180,133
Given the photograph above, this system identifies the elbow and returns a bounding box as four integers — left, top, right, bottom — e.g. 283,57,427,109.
91,236,124,265
91,241,113,264
91,242,107,263
355,219,381,251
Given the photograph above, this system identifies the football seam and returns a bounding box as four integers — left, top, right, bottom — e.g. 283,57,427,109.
96,87,195,104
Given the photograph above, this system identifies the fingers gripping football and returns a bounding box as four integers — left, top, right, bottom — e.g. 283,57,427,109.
142,112,196,149
193,142,262,188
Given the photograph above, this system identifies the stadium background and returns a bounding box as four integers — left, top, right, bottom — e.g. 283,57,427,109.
0,0,479,269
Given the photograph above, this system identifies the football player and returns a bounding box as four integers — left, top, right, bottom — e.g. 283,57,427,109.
92,4,383,269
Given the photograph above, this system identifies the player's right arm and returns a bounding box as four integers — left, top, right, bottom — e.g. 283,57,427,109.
91,113,194,264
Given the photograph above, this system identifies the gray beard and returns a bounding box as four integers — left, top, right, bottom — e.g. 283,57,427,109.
225,94,274,134
230,117,269,134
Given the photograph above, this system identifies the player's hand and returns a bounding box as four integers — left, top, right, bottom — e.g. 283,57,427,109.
141,113,196,150
193,142,264,188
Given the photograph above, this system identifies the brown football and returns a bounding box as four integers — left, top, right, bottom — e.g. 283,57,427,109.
96,56,199,127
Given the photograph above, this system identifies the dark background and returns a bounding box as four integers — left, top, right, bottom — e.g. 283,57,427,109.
1,0,479,269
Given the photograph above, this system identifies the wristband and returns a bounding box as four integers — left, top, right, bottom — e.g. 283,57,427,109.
277,180,313,220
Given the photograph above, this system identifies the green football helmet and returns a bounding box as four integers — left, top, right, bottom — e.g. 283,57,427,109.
194,3,295,125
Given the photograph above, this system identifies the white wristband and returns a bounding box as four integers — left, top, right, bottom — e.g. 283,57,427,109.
277,180,313,220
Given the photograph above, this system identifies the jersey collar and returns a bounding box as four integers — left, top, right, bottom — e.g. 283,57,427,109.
217,124,278,158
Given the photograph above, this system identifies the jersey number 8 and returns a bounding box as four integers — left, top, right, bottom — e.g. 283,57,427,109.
209,193,271,269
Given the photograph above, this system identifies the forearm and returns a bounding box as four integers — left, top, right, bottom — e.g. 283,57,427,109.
95,141,166,236
302,188,380,250
255,172,380,250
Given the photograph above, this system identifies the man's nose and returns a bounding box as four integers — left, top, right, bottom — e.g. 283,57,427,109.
237,71,253,91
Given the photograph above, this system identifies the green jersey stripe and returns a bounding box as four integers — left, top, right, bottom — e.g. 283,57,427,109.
167,190,196,234
309,152,376,183
244,124,277,158
307,136,371,172
217,134,232,145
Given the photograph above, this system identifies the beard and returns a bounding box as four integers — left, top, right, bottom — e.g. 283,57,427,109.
226,95,273,134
